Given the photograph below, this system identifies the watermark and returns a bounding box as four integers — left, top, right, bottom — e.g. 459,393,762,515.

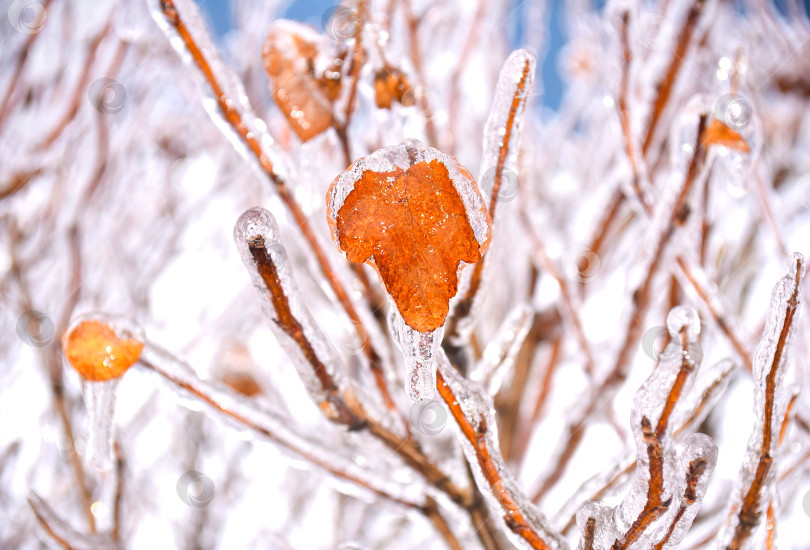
176,471,215,507
88,78,127,115
800,173,810,209
16,310,54,347
266,241,288,269
713,93,753,131
566,249,601,282
321,5,359,42
341,320,368,356
637,13,674,51
409,398,447,436
802,489,810,517
8,0,47,34
641,325,701,362
479,166,520,203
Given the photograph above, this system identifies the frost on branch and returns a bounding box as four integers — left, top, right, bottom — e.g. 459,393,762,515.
575,306,717,549
719,253,805,550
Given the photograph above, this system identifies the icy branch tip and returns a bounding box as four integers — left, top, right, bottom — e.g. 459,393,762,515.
788,252,804,284
234,207,280,252
666,305,700,342
62,313,144,382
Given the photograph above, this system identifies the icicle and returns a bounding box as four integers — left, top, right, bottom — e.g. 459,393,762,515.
719,253,805,549
387,307,442,402
62,313,144,472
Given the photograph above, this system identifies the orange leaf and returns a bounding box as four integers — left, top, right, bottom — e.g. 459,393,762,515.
327,141,491,332
703,118,751,153
261,21,344,142
63,319,144,382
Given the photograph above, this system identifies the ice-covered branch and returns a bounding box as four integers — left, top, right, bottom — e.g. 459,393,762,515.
719,253,805,549
28,492,119,550
436,351,568,550
574,307,718,549
444,48,535,350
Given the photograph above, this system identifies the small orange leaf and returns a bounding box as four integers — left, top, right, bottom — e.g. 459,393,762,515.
327,141,491,333
262,21,344,142
374,66,414,109
703,118,751,153
63,319,144,382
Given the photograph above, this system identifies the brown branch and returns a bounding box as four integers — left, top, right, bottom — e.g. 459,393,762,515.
640,0,707,158
652,457,710,550
0,0,53,134
335,0,368,167
40,12,114,148
156,0,398,415
611,416,670,550
400,0,438,147
728,256,803,549
248,236,364,428
436,368,558,550
583,517,596,550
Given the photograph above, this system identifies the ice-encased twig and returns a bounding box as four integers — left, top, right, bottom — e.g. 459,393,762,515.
719,253,805,550
150,0,399,415
137,342,427,510
435,350,568,550
470,303,533,396
233,207,363,428
557,359,733,537
444,49,535,348
575,306,718,549
28,492,119,550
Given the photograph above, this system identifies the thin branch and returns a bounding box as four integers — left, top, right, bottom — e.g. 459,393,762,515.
154,0,398,415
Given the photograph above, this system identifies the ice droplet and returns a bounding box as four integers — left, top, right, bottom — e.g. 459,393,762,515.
234,207,279,252
666,305,700,342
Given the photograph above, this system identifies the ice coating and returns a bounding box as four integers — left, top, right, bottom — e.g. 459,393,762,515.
233,207,281,257
28,493,119,550
436,352,568,549
576,305,716,549
719,253,804,549
139,343,427,507
665,305,700,342
149,0,292,181
233,207,348,407
472,303,533,394
480,49,535,208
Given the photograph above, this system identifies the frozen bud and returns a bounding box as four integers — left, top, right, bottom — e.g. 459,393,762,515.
62,313,145,382
666,306,700,343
